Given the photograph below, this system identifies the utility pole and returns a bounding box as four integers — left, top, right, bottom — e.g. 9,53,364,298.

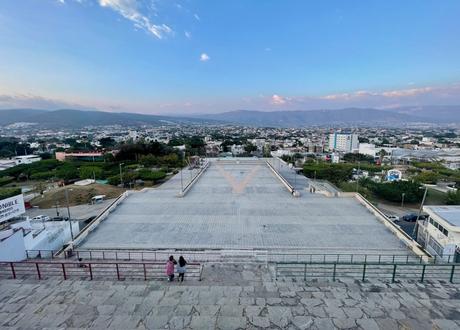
412,186,428,240
65,188,74,240
119,163,124,186
401,193,405,208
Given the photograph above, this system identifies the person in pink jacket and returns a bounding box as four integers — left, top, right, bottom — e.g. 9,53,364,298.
165,255,177,281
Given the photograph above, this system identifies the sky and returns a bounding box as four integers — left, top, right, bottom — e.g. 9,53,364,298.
0,0,460,114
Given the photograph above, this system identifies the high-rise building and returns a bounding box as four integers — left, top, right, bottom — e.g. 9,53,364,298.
328,132,359,152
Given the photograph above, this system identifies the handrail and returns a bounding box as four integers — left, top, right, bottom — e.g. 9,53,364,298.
275,261,459,283
0,260,202,281
179,160,209,197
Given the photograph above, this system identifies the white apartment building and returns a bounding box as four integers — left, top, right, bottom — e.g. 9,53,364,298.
417,206,460,262
328,133,359,153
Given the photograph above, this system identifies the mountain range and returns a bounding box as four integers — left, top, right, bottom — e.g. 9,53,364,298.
0,106,458,128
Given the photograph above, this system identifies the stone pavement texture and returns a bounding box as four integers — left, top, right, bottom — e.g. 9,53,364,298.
0,264,459,330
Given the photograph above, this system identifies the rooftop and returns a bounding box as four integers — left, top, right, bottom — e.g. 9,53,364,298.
424,205,460,228
79,159,408,254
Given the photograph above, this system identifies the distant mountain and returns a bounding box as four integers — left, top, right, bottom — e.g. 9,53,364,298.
1,106,458,128
384,105,460,122
0,109,219,128
195,108,427,127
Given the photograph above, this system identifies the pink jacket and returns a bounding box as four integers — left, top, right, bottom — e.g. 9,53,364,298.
166,261,175,276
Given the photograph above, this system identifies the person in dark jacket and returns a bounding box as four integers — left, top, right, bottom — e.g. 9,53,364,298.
177,256,187,282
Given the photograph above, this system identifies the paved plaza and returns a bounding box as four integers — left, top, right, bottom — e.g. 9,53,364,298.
1,264,459,329
79,159,408,253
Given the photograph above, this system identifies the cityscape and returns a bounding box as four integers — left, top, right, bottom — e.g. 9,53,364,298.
1,1,460,330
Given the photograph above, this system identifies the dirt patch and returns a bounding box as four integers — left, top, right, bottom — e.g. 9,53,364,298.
31,183,125,208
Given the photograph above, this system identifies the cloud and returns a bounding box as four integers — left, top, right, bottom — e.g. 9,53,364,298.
200,53,210,62
184,31,191,39
271,94,287,105
0,93,92,110
194,13,200,21
98,0,172,39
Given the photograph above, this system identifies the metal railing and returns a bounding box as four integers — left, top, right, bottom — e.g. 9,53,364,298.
0,260,202,281
275,262,459,283
19,249,457,265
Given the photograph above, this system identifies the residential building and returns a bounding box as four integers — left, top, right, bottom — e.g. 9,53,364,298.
417,206,460,262
328,132,359,152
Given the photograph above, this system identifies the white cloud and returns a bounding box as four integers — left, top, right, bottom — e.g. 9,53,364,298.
98,0,172,39
194,13,200,21
200,53,210,62
0,93,91,110
271,94,287,105
184,31,191,39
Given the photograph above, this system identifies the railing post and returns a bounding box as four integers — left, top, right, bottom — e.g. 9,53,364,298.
434,255,437,264
419,255,422,264
364,255,367,264
450,265,456,283
378,255,381,264
304,264,307,281
102,251,105,260
391,264,397,283
62,263,67,280
90,251,92,260
116,264,120,280
392,255,395,263
420,264,426,282
89,263,93,280
10,262,16,279
406,255,409,264
333,263,337,281
350,254,354,263
362,263,367,281
143,263,147,281
128,251,131,261
35,263,41,280
26,250,29,259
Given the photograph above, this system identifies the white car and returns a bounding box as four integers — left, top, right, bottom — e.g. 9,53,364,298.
386,214,399,222
32,215,51,222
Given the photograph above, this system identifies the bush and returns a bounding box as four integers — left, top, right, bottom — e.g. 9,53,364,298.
362,179,424,203
0,176,14,187
0,188,21,200
446,190,460,205
138,170,166,182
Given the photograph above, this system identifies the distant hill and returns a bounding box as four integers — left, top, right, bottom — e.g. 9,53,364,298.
194,108,425,127
1,105,458,128
0,109,219,128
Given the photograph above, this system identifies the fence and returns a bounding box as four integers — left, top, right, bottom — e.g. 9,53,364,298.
0,260,203,281
275,262,459,283
21,249,458,264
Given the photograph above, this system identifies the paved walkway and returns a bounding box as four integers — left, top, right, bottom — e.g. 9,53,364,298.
0,264,459,329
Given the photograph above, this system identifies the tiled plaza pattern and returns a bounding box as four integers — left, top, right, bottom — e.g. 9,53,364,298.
0,264,459,329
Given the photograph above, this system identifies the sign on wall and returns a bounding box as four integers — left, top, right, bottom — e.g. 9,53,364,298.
0,194,25,224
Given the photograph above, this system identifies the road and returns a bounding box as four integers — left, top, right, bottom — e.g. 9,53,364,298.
25,199,115,221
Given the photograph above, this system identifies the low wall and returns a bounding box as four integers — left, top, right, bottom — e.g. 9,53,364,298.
266,161,294,194
179,160,210,197
58,192,129,255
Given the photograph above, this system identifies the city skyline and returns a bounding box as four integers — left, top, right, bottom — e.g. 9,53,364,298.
1,0,460,114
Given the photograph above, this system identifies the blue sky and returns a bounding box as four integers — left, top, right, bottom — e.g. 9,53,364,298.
0,0,460,114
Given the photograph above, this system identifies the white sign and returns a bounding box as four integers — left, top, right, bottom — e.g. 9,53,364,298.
0,194,25,223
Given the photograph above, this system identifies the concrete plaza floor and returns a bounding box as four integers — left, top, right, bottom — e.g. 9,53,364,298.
79,159,408,253
1,264,459,329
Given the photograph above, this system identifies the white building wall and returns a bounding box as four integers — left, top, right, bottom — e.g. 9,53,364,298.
0,230,27,261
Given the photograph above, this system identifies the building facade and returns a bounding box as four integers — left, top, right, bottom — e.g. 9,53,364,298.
328,133,359,152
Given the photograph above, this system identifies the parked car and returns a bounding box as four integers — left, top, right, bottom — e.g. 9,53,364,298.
32,215,50,222
51,216,69,221
386,214,399,222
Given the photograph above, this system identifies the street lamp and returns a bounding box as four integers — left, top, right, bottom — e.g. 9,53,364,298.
65,188,74,240
119,163,124,186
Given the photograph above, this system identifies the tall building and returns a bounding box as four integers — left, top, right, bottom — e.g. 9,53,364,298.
328,132,359,152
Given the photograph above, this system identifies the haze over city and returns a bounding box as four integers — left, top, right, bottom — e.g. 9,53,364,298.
1,0,460,114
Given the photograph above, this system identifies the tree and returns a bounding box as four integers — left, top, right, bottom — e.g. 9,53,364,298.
446,190,460,205
99,137,117,149
79,166,103,180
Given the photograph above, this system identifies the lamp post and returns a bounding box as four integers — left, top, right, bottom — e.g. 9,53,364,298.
65,188,74,240
401,193,405,208
119,163,124,186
